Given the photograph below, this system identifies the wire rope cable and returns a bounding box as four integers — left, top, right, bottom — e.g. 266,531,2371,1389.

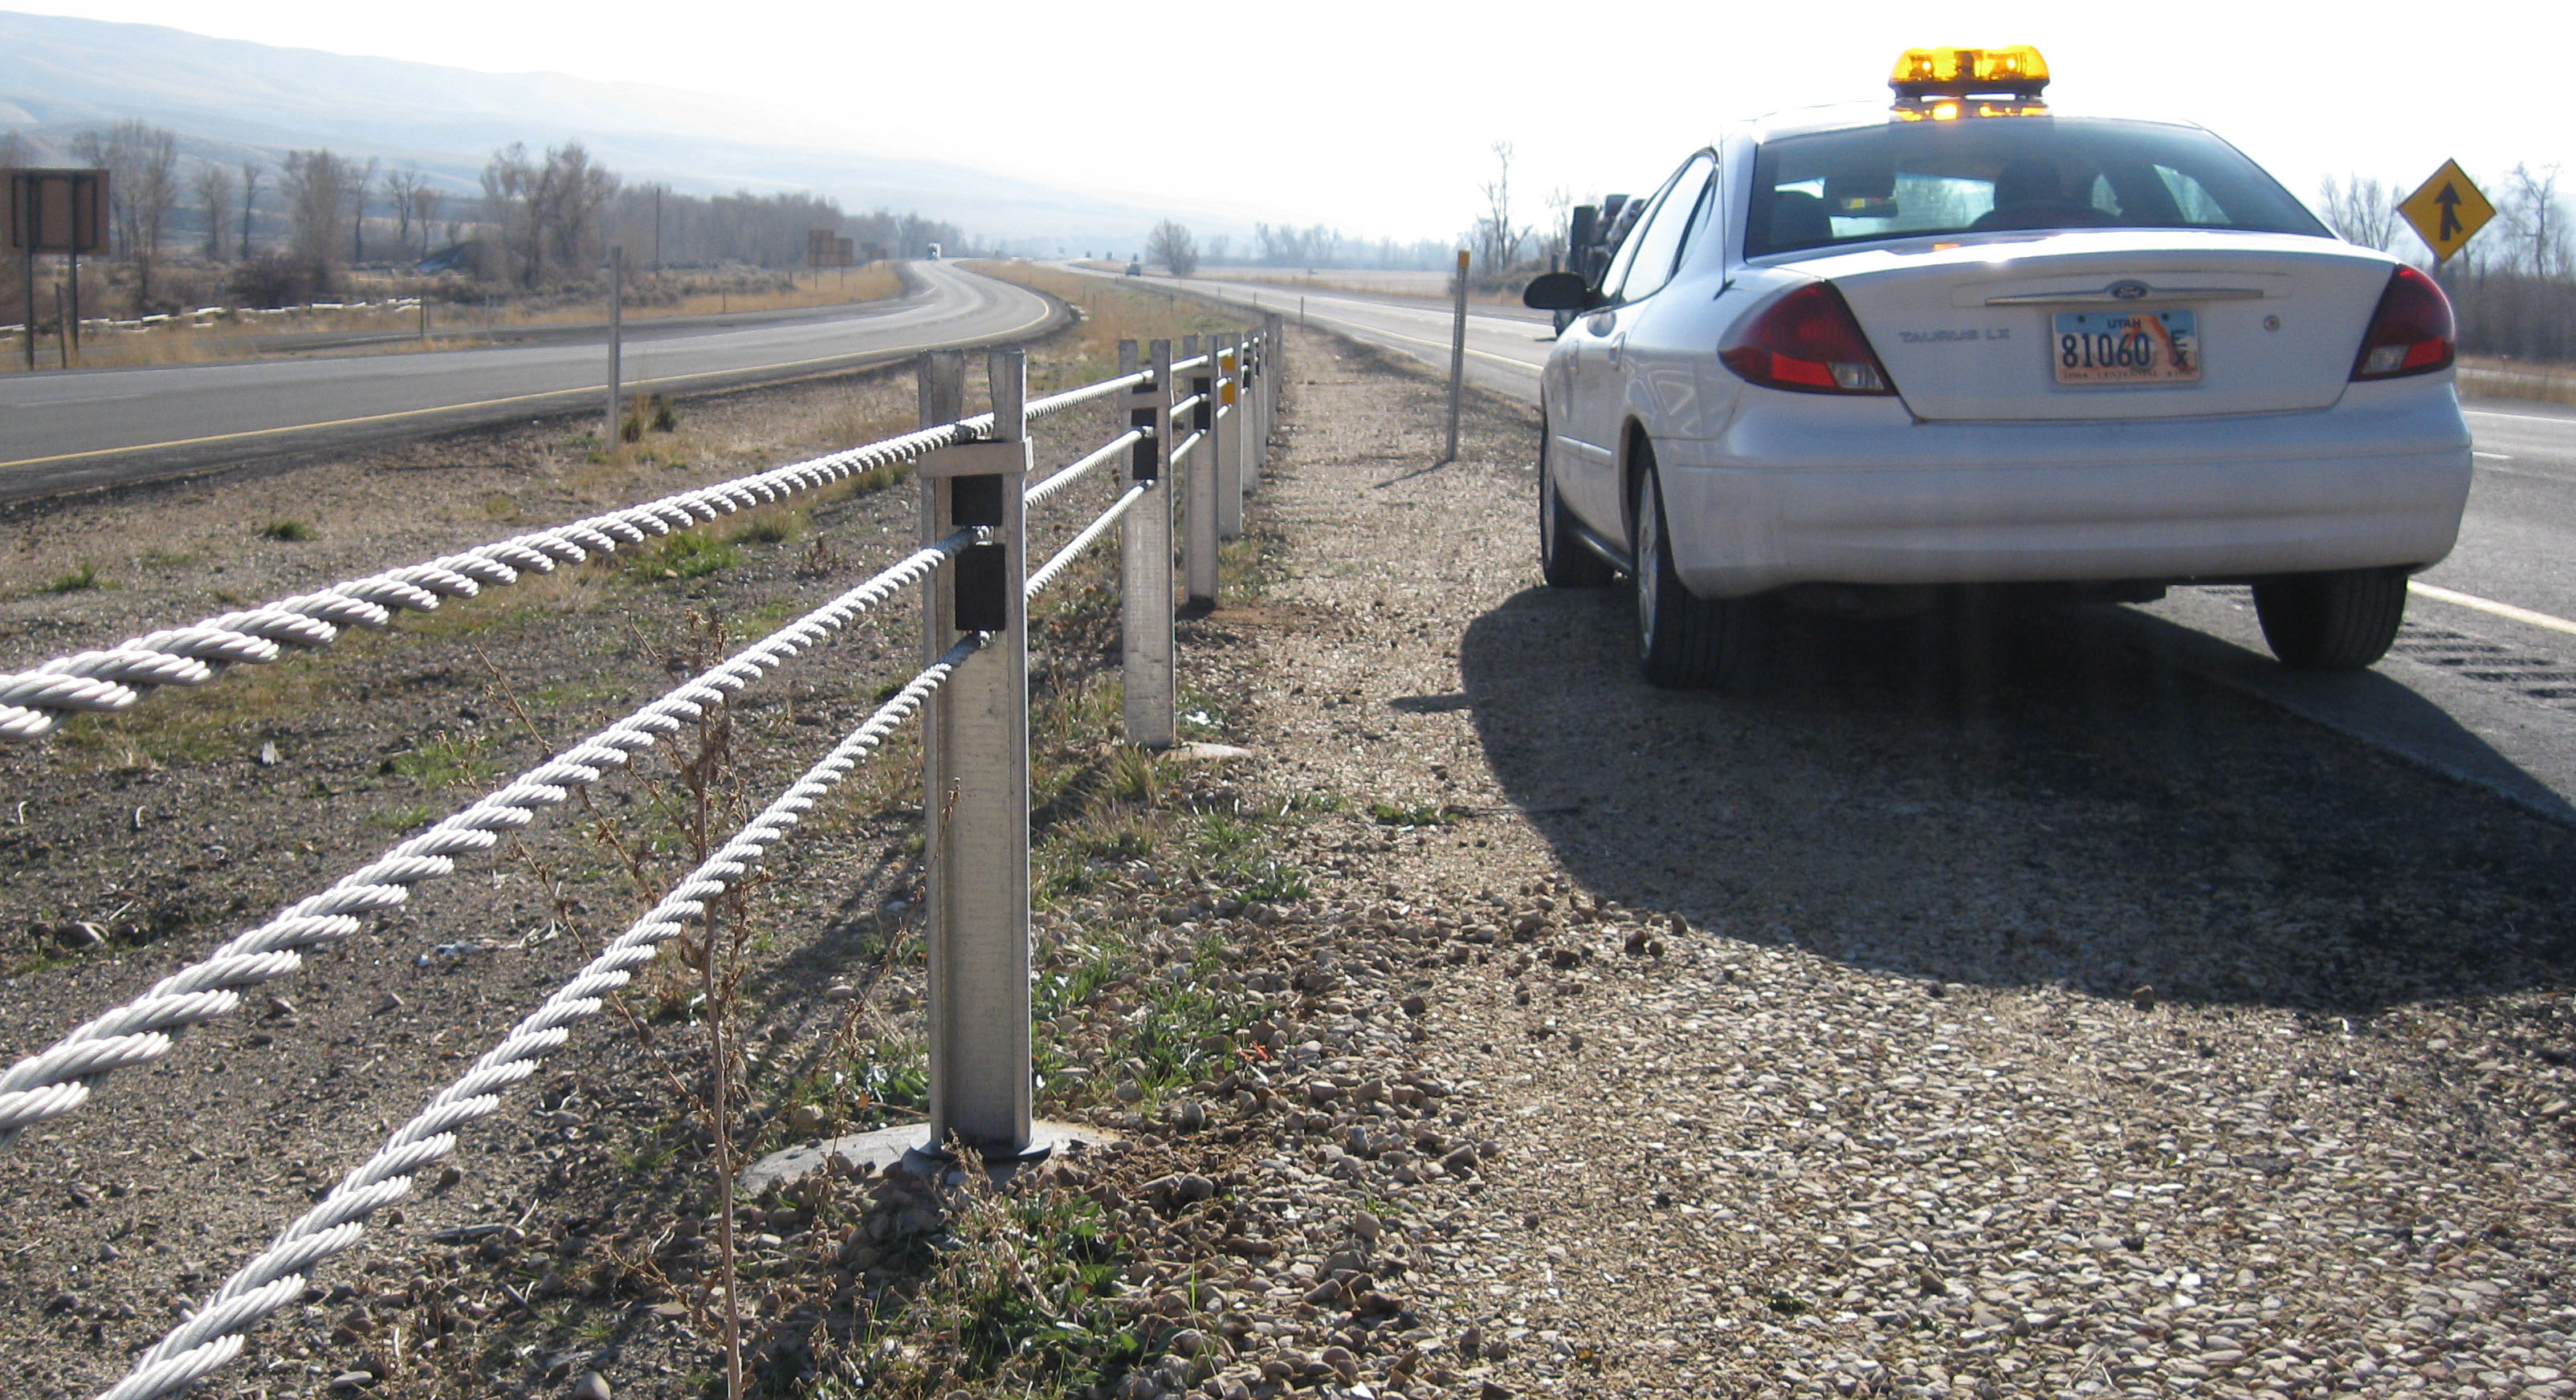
0,534,977,1146
91,635,986,1400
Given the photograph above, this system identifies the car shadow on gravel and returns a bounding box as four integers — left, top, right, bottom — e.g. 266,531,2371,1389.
1454,584,2576,1016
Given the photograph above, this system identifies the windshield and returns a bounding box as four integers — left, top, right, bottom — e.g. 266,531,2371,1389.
1746,116,2329,257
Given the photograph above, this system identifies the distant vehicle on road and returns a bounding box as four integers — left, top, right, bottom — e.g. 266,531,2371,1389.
1125,260,1144,276
1523,45,2471,686
927,242,943,260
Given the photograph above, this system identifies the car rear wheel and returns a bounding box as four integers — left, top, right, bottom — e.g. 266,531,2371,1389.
2252,568,2410,670
1539,418,1616,588
1633,457,1762,689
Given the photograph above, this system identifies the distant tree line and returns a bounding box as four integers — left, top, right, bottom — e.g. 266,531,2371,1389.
2320,165,2573,364
1,118,977,317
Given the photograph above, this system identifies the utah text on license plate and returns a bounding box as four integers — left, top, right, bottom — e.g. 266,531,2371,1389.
2052,309,2199,385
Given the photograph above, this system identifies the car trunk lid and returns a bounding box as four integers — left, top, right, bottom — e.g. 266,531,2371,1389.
1781,231,2400,421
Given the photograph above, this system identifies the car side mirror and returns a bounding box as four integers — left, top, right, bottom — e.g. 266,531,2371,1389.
1522,271,1597,312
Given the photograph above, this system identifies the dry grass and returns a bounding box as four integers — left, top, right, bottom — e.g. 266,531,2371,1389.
968,260,1270,392
0,263,908,374
2458,355,2576,405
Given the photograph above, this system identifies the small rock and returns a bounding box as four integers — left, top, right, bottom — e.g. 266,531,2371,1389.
1400,993,1429,1017
1170,1328,1209,1357
1302,1278,1347,1307
376,993,404,1014
2130,984,2158,1011
1320,1345,1360,1382
1208,1376,1252,1400
264,995,296,1017
329,1373,375,1392
1351,1210,1383,1242
1439,1146,1480,1177
257,741,280,767
823,984,858,1001
1172,1100,1209,1132
1480,1382,1514,1400
45,1291,80,1315
786,1104,829,1137
570,1372,612,1400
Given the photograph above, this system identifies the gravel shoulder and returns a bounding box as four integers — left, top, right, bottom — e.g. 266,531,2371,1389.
1195,332,2576,1399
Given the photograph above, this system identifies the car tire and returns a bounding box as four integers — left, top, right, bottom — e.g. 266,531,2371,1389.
1633,455,1760,689
2252,568,2409,670
1539,417,1616,588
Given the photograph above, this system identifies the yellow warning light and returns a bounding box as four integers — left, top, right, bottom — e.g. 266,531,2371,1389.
1889,46,2049,100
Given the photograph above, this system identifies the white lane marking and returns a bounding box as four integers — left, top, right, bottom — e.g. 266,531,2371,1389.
2464,407,2576,425
2410,581,2576,639
2474,451,2513,460
1319,319,1546,373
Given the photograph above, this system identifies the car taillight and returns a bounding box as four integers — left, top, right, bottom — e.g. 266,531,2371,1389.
1718,282,1896,395
2351,264,2455,381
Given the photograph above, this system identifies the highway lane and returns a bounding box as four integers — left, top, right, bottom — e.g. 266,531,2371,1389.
1151,267,2576,817
0,261,1060,501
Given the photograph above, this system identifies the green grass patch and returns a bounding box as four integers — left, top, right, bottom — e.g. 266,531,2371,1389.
634,530,743,581
1369,797,1461,828
44,561,104,593
258,519,316,542
388,731,492,791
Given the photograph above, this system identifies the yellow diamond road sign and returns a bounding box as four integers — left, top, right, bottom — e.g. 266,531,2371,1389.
2398,160,2495,264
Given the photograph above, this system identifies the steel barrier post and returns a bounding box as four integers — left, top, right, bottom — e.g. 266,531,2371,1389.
1263,313,1284,475
1240,330,1262,493
1184,335,1219,607
915,348,1034,1159
1217,335,1242,542
1120,339,1177,747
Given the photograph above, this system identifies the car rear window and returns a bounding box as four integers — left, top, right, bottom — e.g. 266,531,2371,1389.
1746,116,2328,257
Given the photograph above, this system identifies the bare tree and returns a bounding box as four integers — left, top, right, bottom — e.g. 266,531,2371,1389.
348,156,379,263
1474,140,1531,274
540,142,618,275
410,185,446,253
1147,218,1199,276
2317,174,2403,254
384,167,425,254
239,159,263,256
482,142,548,287
2499,163,2569,279
74,120,181,309
283,149,355,281
194,162,235,261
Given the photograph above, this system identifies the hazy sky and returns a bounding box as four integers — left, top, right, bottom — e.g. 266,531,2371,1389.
17,0,2572,247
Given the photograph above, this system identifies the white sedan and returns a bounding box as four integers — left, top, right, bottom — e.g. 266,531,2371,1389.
1523,47,2471,688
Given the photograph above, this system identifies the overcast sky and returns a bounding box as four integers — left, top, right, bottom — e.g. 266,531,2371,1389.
16,0,2570,248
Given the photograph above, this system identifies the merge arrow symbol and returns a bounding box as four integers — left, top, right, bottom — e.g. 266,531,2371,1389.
2435,183,2464,241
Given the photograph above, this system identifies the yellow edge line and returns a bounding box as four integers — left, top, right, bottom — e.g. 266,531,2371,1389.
2410,580,2576,639
0,303,1054,474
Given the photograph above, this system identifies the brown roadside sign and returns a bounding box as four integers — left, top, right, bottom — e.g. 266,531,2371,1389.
2397,160,2495,264
5,168,110,255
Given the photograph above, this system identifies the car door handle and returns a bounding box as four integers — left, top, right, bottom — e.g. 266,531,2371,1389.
1605,332,1628,368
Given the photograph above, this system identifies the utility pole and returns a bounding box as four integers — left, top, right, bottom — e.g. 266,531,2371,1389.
605,245,624,446
1444,249,1469,462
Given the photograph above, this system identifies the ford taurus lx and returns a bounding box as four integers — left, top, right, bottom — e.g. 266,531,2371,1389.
1522,46,2472,688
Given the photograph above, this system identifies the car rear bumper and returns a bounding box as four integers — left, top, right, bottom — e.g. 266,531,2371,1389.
1655,382,2473,598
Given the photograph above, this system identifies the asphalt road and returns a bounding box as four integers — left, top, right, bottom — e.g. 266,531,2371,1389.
0,261,1060,502
1139,267,2576,820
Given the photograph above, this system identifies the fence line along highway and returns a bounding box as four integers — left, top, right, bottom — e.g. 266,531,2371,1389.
1,328,1281,1400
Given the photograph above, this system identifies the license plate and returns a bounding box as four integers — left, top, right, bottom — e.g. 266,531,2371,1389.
2052,308,2199,385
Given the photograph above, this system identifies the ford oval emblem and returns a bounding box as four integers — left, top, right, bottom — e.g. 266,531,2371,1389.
2109,279,2150,300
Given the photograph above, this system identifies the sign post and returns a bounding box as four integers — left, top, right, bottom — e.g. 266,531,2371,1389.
6,168,108,371
2398,160,2496,266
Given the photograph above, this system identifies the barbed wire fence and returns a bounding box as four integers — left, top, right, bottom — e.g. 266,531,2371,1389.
0,317,1284,1400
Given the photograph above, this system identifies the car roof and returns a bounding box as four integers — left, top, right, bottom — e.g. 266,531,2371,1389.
1742,102,2214,144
